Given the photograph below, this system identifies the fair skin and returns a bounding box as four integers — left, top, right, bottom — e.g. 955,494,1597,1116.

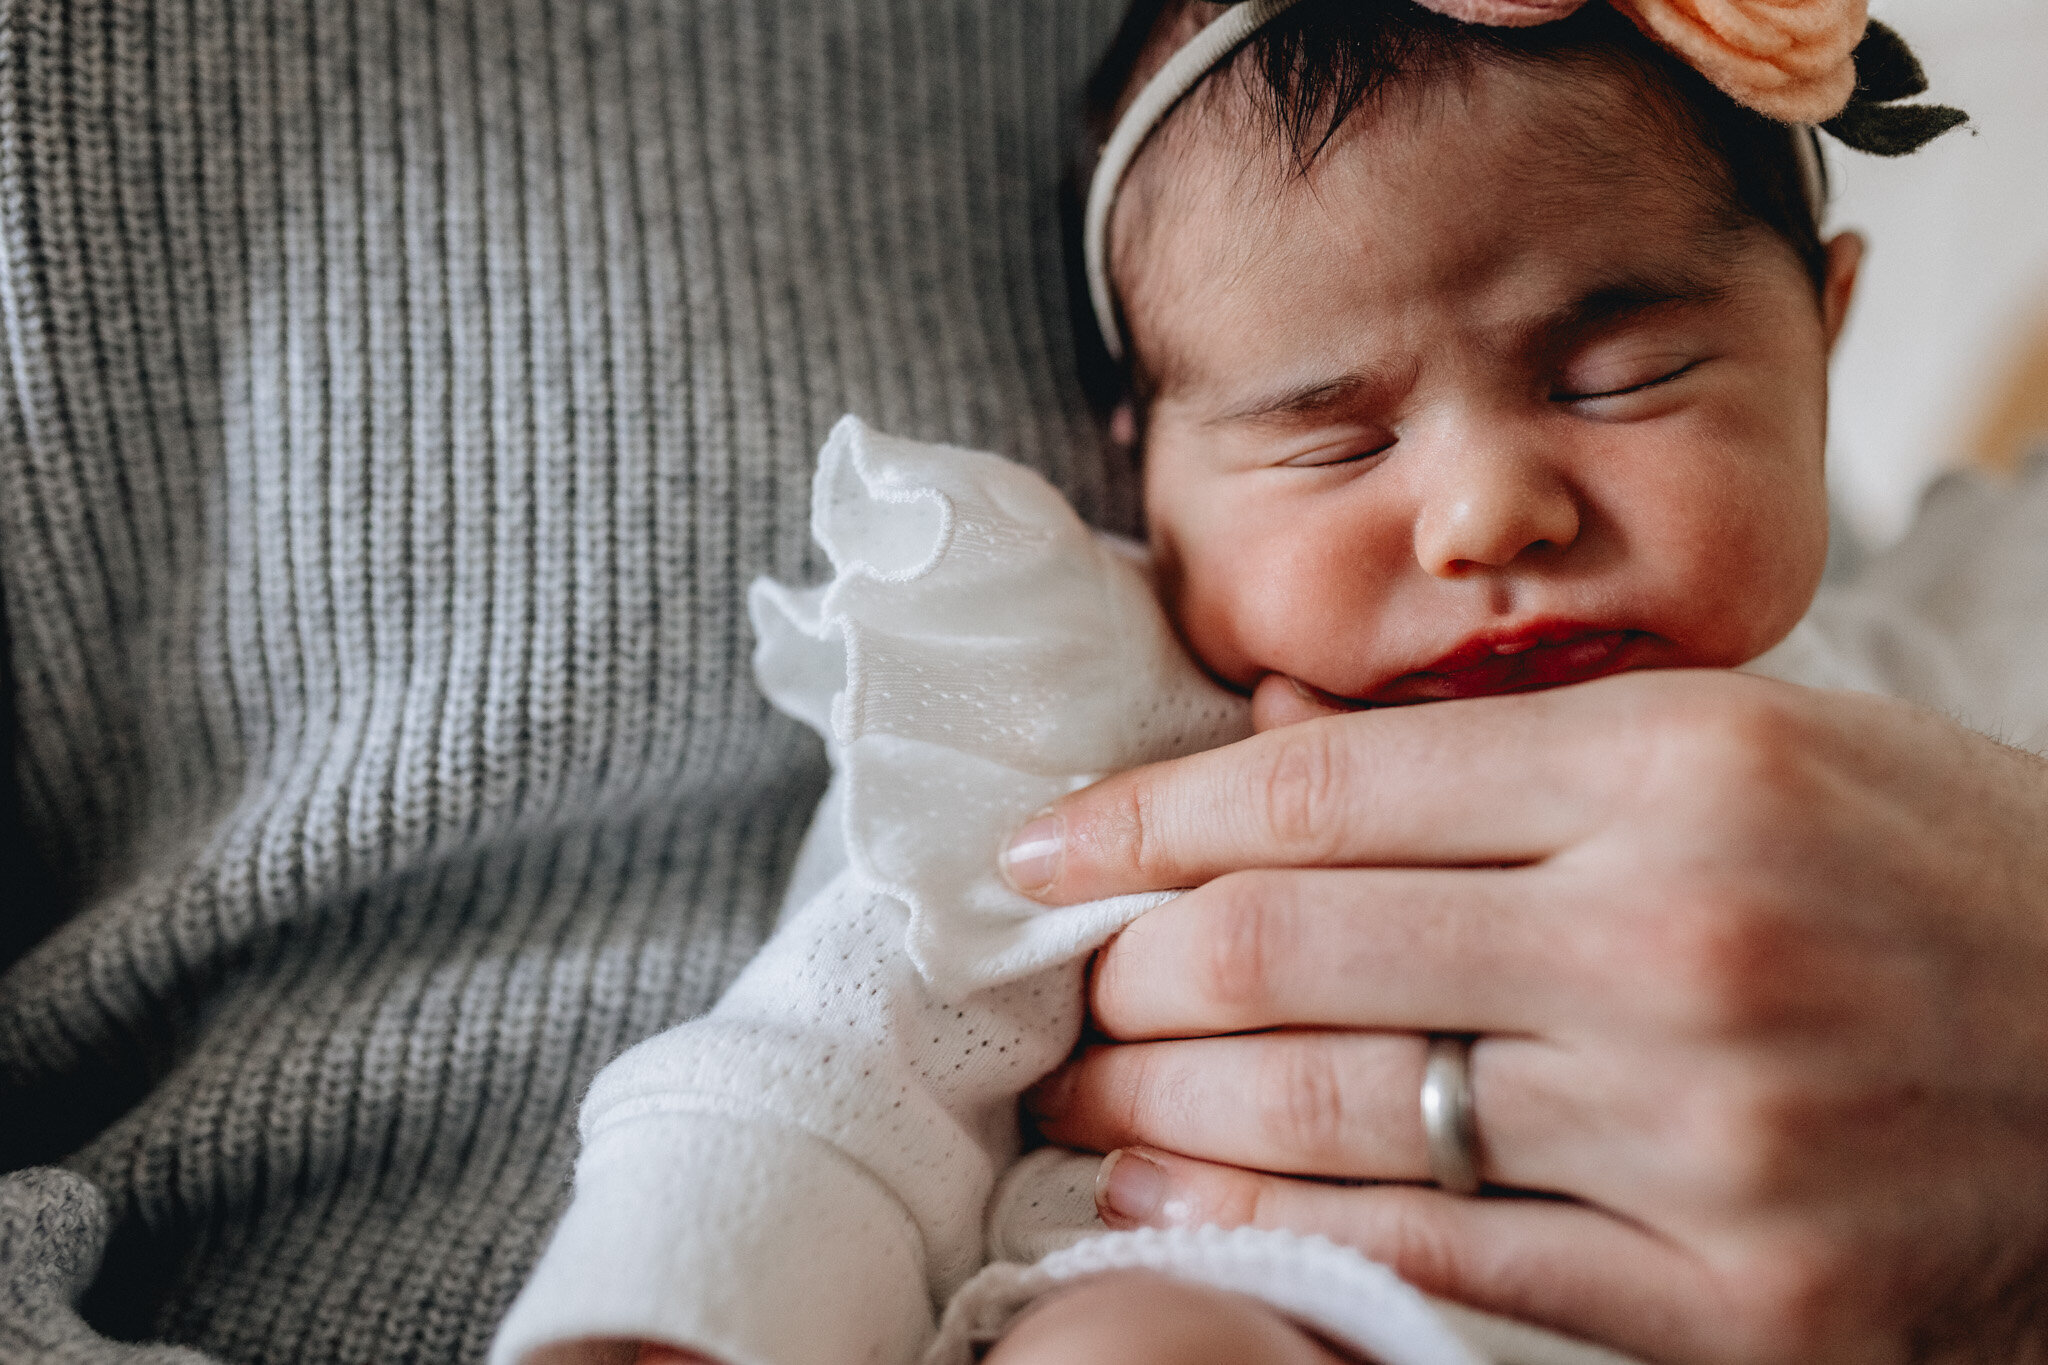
1019,676,2048,1365
1132,72,1836,715
638,38,2048,1365
997,49,2048,1365
991,51,1868,1365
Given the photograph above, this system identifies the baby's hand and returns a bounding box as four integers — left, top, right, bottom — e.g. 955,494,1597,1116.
1249,673,1353,732
982,1271,1355,1365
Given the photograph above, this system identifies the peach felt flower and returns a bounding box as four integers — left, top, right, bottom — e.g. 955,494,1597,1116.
1412,0,1866,124
1612,0,1866,123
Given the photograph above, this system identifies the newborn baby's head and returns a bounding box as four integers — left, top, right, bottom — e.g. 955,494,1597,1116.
1092,0,1858,722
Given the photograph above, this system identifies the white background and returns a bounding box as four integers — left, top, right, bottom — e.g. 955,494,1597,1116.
1828,0,2048,543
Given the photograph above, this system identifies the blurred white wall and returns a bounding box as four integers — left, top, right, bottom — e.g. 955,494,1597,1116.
1826,0,2048,544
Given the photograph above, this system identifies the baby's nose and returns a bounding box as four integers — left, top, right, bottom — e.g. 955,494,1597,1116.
1412,449,1581,577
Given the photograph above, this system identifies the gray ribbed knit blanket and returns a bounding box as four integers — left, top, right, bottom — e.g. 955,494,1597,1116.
0,3,1133,1360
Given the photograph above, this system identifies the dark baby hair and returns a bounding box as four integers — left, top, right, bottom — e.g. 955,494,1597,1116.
1073,0,1830,399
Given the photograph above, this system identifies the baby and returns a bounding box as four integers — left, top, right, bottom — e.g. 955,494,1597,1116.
491,2,1954,1364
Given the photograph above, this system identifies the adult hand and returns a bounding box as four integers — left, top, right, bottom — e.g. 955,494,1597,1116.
1009,670,2048,1364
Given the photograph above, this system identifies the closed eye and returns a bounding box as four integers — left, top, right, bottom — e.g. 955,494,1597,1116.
1282,438,1396,470
1553,359,1701,404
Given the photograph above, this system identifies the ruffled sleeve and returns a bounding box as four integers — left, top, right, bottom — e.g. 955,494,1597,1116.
494,420,1251,1365
749,415,1251,996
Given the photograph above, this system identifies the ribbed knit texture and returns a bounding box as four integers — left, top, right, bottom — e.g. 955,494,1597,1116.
0,2,1132,1361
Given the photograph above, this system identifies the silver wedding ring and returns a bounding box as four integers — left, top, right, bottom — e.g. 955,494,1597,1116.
1421,1034,1483,1196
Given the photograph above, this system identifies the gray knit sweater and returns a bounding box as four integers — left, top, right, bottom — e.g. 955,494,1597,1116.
0,2,1133,1360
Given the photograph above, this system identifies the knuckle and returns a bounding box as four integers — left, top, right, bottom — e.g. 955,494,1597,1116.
1369,1188,1469,1294
1064,768,1173,896
1632,889,1806,1038
1255,1037,1350,1163
1678,1070,1814,1207
1642,684,1823,818
1194,873,1291,1018
1112,771,1168,887
1250,725,1349,859
1717,1231,1862,1358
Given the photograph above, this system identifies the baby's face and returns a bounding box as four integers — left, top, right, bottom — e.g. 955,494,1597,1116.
1131,60,1854,710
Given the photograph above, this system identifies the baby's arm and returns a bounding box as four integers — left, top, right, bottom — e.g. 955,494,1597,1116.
490,866,1090,1365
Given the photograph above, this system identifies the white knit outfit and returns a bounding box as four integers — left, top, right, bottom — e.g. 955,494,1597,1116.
494,418,2048,1365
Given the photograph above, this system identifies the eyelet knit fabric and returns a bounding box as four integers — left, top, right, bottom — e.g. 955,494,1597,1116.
754,418,1252,995
493,419,1622,1365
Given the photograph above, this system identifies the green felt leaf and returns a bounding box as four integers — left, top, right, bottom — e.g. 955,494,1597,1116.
1823,100,1970,156
1852,20,1930,103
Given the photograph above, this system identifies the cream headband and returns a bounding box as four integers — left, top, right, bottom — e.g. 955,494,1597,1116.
1081,0,1963,362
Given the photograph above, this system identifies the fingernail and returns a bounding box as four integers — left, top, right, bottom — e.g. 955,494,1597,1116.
1094,1149,1166,1226
1002,810,1064,896
1022,1066,1075,1120
1288,675,1317,701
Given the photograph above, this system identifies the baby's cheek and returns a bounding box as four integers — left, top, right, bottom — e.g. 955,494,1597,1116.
1653,487,1827,664
1167,567,1267,687
1183,535,1373,688
1610,402,1828,659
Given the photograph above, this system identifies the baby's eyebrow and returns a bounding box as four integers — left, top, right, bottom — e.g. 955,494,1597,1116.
1540,270,1732,340
1206,363,1414,428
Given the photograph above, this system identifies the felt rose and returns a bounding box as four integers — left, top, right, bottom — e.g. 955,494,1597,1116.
1614,0,1866,123
1411,0,1866,124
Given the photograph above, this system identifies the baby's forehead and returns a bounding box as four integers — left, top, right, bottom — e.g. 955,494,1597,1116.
1142,46,1720,230
1118,59,1755,390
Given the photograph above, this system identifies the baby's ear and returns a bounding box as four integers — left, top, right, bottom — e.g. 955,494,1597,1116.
1822,231,1866,354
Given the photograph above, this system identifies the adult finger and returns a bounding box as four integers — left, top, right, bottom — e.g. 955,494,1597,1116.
1085,1149,1870,1365
1084,865,1589,1040
1000,671,1701,905
1028,1033,1434,1182
1027,1032,1595,1197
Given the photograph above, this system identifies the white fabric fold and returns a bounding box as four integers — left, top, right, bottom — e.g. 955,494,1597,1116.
748,415,1251,996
